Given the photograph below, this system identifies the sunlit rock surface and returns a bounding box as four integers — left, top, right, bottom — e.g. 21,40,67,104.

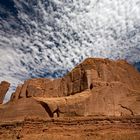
0,58,140,140
0,58,140,120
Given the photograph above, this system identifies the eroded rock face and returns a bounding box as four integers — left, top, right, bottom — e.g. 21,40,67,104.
35,81,140,118
0,98,49,122
11,58,140,101
11,70,89,100
0,58,140,122
0,81,10,104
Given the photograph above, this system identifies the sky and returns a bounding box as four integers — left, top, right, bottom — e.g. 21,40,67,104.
0,0,140,102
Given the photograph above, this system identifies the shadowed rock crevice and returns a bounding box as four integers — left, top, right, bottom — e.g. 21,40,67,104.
90,83,94,90
39,101,53,118
53,108,60,117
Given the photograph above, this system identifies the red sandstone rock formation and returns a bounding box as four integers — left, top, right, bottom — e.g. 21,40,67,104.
0,81,10,104
11,58,140,100
0,58,140,121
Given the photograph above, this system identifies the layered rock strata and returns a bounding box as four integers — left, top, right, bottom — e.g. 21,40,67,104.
0,58,140,122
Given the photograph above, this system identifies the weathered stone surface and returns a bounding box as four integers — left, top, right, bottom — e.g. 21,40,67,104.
72,80,81,94
27,85,43,97
34,81,140,118
0,58,140,139
71,67,81,81
19,80,28,98
0,116,140,140
15,85,22,100
0,81,10,104
0,98,49,122
1,57,140,120
27,78,52,97
44,78,62,97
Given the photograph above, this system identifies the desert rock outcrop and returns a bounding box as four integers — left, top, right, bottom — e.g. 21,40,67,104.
0,58,140,140
0,81,10,104
0,58,140,122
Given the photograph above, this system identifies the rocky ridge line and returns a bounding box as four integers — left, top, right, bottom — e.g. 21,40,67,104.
0,58,140,122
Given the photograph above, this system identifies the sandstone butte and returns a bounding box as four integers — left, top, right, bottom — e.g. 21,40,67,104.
0,58,140,140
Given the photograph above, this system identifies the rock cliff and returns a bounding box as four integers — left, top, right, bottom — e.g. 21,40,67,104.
0,58,140,122
0,81,10,104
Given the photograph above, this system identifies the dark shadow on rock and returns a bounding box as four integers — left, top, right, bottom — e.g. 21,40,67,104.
39,101,53,118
